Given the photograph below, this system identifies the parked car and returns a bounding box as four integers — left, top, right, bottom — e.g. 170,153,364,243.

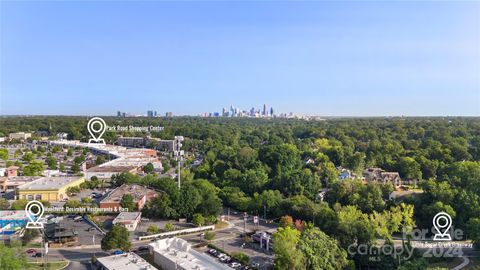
220,256,231,263
91,193,102,198
230,262,242,268
113,250,124,255
26,248,37,254
137,246,149,252
207,249,218,256
33,252,42,257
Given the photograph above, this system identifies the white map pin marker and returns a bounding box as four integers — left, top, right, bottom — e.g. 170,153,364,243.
88,117,106,145
25,200,45,229
433,212,452,241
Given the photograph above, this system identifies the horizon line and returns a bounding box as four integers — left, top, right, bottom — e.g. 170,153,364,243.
1,114,479,118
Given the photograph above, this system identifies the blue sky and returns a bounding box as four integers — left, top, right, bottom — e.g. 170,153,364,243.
1,1,479,116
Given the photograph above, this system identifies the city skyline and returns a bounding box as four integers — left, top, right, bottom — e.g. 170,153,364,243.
116,104,279,118
1,1,479,116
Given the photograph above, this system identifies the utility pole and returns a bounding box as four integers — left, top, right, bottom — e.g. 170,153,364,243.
45,241,48,269
243,212,248,236
41,229,47,270
40,234,44,268
174,136,184,189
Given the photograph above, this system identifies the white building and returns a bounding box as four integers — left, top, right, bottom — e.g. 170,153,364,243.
42,170,61,177
57,133,68,141
85,164,140,180
97,252,157,270
149,237,231,270
9,132,31,140
50,140,162,180
117,136,176,152
112,212,142,231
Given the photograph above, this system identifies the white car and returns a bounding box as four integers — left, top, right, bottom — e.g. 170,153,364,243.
220,256,231,262
229,262,242,268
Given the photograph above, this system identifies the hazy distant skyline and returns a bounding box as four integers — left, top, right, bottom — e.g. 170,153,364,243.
1,1,479,116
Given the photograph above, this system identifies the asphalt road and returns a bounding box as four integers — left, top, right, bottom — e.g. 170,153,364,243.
27,248,108,262
26,241,151,263
64,261,91,270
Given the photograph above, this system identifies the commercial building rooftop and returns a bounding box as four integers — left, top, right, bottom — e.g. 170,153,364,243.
0,211,28,240
97,252,157,270
0,210,27,221
86,166,138,173
49,141,162,178
113,211,142,222
50,140,157,159
1,176,42,184
101,184,157,204
0,176,42,192
17,176,83,190
150,237,231,270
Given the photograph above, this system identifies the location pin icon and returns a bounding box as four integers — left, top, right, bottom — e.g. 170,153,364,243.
87,117,106,144
25,200,45,229
433,212,452,241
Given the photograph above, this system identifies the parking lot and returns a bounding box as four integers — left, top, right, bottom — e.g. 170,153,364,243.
203,245,272,270
52,215,105,246
207,212,276,270
68,188,111,204
209,236,274,270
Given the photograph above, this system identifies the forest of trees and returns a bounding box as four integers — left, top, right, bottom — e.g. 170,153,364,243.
1,116,479,269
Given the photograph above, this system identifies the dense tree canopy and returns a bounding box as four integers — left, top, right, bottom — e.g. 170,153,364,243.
101,224,131,251
0,243,28,270
2,116,479,269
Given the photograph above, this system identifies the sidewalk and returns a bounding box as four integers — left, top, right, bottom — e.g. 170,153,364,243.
452,257,470,270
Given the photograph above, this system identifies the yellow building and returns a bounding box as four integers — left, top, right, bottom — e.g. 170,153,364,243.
16,176,85,201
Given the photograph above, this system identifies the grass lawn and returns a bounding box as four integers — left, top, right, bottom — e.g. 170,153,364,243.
427,255,480,270
215,221,230,230
401,185,423,192
427,257,462,269
24,243,42,248
27,261,69,270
